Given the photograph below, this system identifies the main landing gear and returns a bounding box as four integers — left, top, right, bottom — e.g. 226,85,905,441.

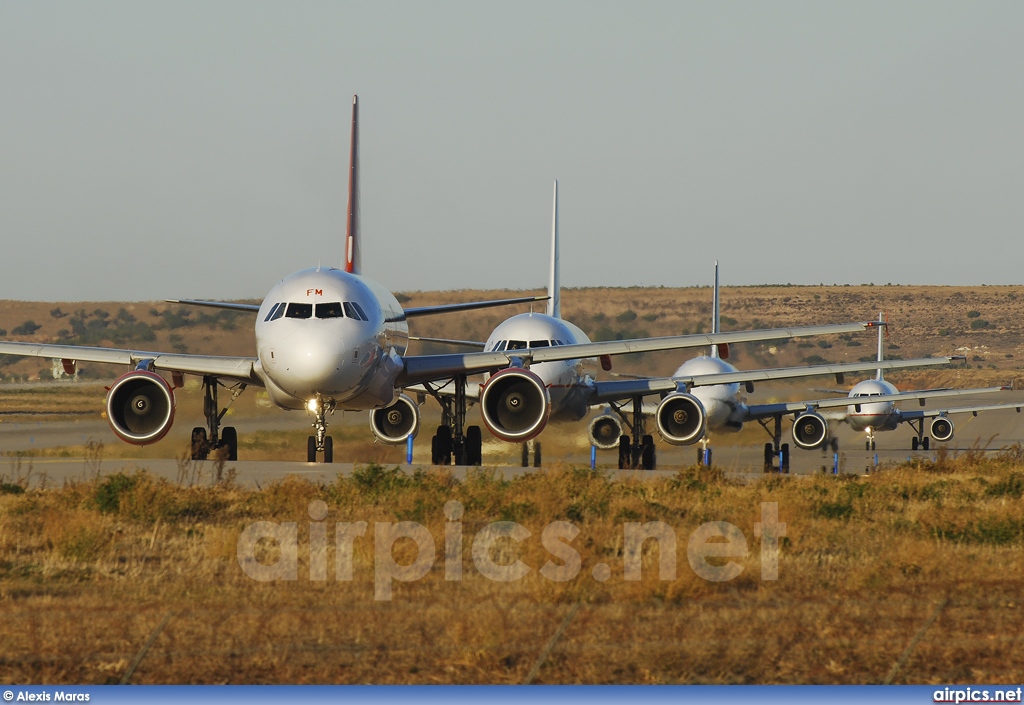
423,376,483,466
307,396,336,463
191,375,246,461
521,440,542,468
608,396,656,470
907,419,931,451
758,415,790,474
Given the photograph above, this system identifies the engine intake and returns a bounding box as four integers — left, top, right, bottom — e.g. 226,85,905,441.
106,370,175,445
930,417,954,442
479,367,550,442
369,394,420,444
792,411,828,449
655,392,706,445
588,414,623,450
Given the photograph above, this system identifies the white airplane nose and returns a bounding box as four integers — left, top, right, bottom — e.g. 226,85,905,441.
274,330,354,395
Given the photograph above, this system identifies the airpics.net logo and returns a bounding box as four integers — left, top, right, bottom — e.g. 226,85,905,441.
236,500,786,600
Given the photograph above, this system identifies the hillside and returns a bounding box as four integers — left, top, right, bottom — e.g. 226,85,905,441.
0,285,1021,388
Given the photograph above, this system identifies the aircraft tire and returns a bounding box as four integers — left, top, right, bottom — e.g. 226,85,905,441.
221,426,238,461
307,436,317,463
323,436,333,464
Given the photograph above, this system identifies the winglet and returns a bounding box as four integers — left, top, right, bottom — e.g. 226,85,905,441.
344,95,361,275
547,180,560,318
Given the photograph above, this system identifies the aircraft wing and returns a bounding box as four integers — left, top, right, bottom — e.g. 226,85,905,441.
675,356,964,388
392,295,549,321
165,299,261,313
0,342,260,384
397,321,878,386
584,356,964,407
169,295,549,320
408,335,487,349
744,386,1012,420
897,401,1024,420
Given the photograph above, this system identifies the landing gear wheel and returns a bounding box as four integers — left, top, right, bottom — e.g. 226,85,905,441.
641,435,655,470
307,436,317,463
922,437,930,451
454,438,468,466
432,426,452,466
763,443,774,473
698,448,705,466
830,438,839,453
618,435,631,470
221,426,238,461
191,427,208,460
323,436,333,464
466,426,482,466
870,441,876,452
866,440,871,451
781,443,791,474
912,437,919,451
521,443,530,468
533,442,542,468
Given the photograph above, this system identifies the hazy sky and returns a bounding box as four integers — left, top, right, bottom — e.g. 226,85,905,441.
2,1,1023,301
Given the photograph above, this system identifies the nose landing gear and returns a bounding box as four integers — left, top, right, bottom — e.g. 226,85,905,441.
307,396,336,463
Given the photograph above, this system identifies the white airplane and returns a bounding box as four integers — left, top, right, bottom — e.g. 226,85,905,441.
587,266,976,469
0,97,878,464
402,186,922,469
779,313,1023,456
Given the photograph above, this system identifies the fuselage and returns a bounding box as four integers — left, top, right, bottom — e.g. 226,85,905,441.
483,312,594,422
846,378,900,432
671,355,747,433
253,268,409,410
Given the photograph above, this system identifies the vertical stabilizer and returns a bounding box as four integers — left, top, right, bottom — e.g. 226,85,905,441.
344,95,361,275
710,261,721,358
547,180,560,318
875,311,885,380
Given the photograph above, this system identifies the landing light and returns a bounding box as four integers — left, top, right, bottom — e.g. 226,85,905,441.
307,398,319,413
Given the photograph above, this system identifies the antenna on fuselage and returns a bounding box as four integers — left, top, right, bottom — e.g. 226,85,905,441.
344,95,361,275
547,180,560,319
875,311,885,381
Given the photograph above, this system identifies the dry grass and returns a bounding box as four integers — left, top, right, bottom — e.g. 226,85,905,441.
2,452,1024,684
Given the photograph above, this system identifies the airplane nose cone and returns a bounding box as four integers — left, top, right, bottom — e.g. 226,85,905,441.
274,329,352,395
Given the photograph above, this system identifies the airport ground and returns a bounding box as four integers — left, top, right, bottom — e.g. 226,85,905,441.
2,383,1024,684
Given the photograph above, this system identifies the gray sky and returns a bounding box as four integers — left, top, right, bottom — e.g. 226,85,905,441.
2,1,1023,301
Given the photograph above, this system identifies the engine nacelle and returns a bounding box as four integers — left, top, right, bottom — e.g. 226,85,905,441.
930,416,955,442
479,367,550,442
588,414,623,450
369,394,420,444
655,392,706,445
792,412,828,450
106,370,175,445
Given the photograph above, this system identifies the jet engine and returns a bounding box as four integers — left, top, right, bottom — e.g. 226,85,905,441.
369,394,420,444
106,370,176,445
655,392,706,445
588,413,623,450
930,417,955,442
479,367,550,442
791,411,828,450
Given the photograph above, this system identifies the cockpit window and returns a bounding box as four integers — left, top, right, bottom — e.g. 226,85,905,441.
285,303,313,319
529,340,551,348
342,302,360,320
316,302,344,319
507,340,528,350
350,301,369,321
264,303,282,322
269,303,286,321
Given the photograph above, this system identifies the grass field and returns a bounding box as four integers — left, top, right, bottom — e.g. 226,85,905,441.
2,451,1023,684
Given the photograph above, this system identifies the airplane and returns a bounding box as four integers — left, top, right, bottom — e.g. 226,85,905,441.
586,267,977,469
0,97,880,465
397,186,924,469
777,313,1024,456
